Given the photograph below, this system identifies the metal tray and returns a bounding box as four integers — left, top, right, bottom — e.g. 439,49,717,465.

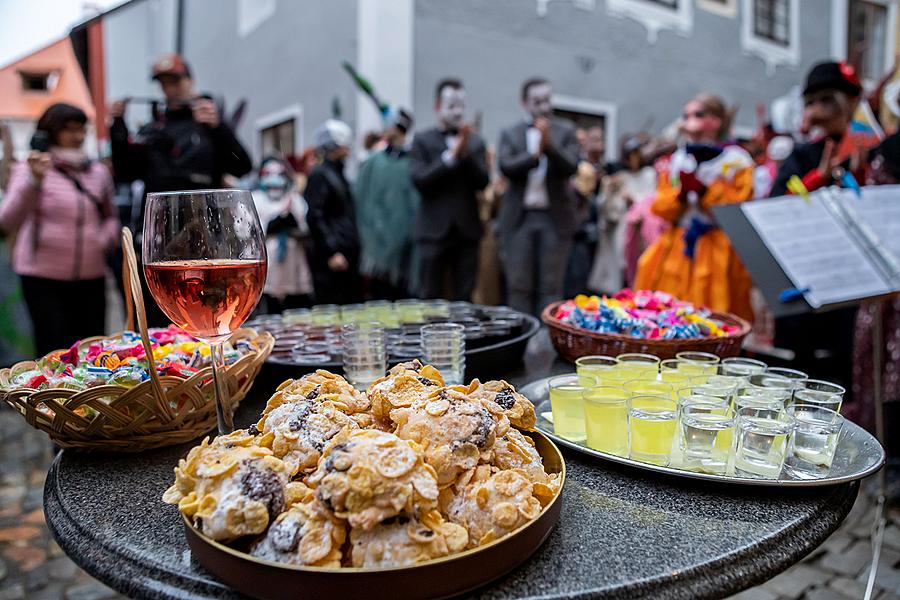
520,376,884,487
183,430,564,600
263,312,541,381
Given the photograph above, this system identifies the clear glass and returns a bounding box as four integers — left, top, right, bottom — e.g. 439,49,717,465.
341,322,386,390
765,366,808,387
793,379,846,413
583,386,629,456
575,355,618,384
421,322,465,384
675,351,720,376
548,375,594,442
310,304,341,326
628,395,677,466
616,353,660,381
679,404,735,474
142,189,266,434
784,404,844,479
623,379,673,400
734,408,794,479
719,357,768,378
677,391,730,416
734,389,785,420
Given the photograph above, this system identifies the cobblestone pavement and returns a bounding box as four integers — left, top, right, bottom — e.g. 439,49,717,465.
0,406,897,599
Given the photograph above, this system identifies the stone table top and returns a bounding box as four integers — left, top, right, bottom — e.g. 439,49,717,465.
43,332,859,599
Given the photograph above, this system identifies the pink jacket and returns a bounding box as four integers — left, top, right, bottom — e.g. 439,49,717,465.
1,161,119,281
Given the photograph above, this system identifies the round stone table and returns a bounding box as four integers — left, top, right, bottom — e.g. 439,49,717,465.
44,332,859,599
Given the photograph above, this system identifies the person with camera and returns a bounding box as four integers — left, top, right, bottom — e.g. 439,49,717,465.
0,103,119,356
108,54,252,225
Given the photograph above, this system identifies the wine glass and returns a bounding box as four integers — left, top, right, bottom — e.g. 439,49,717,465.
143,189,267,434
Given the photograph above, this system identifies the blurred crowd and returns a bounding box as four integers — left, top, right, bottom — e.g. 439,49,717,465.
0,54,898,453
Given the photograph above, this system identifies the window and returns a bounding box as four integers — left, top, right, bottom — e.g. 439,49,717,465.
848,0,889,81
606,0,693,42
260,119,295,158
552,95,618,160
19,71,50,92
753,0,789,46
740,0,799,71
698,0,738,18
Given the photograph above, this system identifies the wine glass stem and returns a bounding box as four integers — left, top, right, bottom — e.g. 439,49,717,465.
209,342,234,434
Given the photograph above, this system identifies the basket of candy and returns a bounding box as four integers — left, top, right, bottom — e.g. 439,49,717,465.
541,289,750,362
0,229,274,452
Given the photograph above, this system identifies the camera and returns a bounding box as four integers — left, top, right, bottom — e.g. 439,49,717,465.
29,130,50,152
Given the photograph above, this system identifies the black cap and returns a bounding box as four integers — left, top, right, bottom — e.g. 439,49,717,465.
803,61,862,97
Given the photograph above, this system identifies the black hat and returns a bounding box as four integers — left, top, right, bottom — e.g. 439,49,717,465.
803,61,862,97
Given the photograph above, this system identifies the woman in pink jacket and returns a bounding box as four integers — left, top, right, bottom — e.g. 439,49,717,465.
0,103,119,355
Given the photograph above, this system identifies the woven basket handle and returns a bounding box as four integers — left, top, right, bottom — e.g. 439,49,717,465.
121,227,173,422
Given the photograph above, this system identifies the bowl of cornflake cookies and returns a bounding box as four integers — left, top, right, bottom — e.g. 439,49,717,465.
165,360,564,600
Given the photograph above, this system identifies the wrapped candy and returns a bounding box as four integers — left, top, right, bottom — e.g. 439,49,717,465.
555,289,739,340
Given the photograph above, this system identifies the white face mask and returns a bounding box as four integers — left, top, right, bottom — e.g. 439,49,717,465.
51,147,89,168
437,88,466,130
523,83,553,121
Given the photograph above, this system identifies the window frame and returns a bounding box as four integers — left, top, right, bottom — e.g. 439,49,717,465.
255,104,304,161
552,94,619,161
605,0,693,43
740,0,800,72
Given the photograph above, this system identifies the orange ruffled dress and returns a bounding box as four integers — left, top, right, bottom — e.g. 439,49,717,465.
634,145,755,322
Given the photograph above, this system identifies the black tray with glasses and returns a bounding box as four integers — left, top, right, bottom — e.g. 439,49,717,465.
248,301,540,381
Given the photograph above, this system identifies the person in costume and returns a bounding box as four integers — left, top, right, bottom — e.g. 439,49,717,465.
251,156,313,314
354,108,420,299
770,61,870,197
634,93,755,321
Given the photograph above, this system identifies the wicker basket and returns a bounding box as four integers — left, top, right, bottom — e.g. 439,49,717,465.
0,228,274,452
541,301,751,362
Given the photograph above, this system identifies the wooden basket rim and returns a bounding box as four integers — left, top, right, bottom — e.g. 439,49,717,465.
540,300,751,346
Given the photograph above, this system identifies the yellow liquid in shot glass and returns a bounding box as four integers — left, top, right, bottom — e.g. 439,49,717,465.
630,418,676,465
549,378,591,442
584,390,629,456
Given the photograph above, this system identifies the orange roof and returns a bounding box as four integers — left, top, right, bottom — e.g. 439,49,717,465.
0,37,94,121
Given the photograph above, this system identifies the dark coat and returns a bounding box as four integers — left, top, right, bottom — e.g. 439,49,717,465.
497,118,580,239
408,127,490,242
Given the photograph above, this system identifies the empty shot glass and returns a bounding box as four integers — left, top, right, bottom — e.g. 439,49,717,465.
679,403,735,474
583,386,630,456
784,404,844,479
341,322,387,390
720,357,768,378
420,322,466,385
734,408,794,479
628,395,678,466
548,375,594,443
793,379,845,413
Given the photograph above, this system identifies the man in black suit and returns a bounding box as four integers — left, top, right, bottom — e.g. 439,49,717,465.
498,77,580,316
409,78,490,300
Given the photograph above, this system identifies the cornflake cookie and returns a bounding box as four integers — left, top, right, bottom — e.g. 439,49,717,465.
367,360,445,419
349,510,468,568
250,499,346,568
162,430,301,541
256,398,358,477
491,428,560,504
267,371,370,416
445,469,542,548
307,429,439,530
464,379,536,431
391,388,509,487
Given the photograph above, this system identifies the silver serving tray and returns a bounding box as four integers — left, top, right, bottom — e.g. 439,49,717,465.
520,376,885,487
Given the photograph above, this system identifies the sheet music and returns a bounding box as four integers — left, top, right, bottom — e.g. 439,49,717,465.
841,185,900,262
741,195,892,308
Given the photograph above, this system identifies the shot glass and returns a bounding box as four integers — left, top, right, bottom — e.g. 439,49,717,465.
793,380,845,413
720,357,768,378
341,323,386,390
784,404,844,479
583,386,630,456
310,304,341,326
765,367,808,388
679,403,735,474
616,353,660,381
677,391,730,416
734,408,794,479
675,351,720,376
744,373,794,406
628,395,677,466
420,323,465,385
548,375,594,443
282,308,312,325
624,379,673,400
734,389,785,420
575,355,618,385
